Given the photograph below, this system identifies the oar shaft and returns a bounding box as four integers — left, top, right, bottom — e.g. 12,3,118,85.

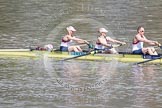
135,56,162,65
0,49,31,52
61,53,90,61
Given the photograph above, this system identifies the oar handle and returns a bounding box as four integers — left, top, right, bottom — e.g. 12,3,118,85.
83,40,94,49
158,43,162,49
160,46,162,49
154,44,162,49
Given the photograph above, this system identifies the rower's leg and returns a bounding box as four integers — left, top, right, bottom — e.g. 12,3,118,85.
76,46,83,52
142,48,148,54
143,47,158,55
68,46,75,52
109,48,118,54
68,46,81,52
150,47,158,55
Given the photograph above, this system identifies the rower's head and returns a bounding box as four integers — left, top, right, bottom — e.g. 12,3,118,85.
99,28,108,36
137,26,145,35
66,26,76,34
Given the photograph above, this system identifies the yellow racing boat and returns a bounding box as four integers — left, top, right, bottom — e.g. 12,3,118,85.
0,48,162,64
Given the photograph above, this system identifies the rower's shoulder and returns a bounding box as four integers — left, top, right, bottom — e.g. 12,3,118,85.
64,34,70,37
62,35,71,41
64,34,73,39
106,36,111,40
97,36,104,40
134,34,140,39
134,33,138,37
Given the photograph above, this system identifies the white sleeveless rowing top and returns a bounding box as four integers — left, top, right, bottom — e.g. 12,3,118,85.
132,41,143,51
60,37,72,47
95,43,105,49
132,35,144,51
95,36,110,50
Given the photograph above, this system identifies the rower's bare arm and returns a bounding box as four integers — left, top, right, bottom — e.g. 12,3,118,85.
106,37,126,45
68,36,78,41
136,35,151,43
136,35,158,46
70,37,89,44
77,39,89,44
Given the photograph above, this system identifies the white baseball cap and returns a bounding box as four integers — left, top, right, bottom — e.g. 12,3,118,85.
66,26,76,32
99,28,108,33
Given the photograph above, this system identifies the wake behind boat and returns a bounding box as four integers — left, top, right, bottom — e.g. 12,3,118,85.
0,48,161,64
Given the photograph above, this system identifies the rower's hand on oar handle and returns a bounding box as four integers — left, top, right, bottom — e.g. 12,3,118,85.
154,41,162,49
84,40,89,44
157,42,162,49
83,40,94,49
158,43,161,47
121,42,126,45
88,44,94,49
155,41,161,46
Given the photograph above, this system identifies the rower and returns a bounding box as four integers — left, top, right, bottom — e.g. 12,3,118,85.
95,28,126,54
132,26,161,55
60,26,90,52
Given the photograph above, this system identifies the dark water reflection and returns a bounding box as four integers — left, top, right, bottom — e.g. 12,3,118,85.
0,58,162,108
0,0,162,108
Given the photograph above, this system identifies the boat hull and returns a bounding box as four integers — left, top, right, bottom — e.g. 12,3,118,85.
0,50,161,64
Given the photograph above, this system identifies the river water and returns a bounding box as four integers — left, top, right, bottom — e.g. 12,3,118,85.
0,0,162,108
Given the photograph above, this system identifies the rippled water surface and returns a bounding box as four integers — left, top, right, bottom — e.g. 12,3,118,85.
0,0,162,108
